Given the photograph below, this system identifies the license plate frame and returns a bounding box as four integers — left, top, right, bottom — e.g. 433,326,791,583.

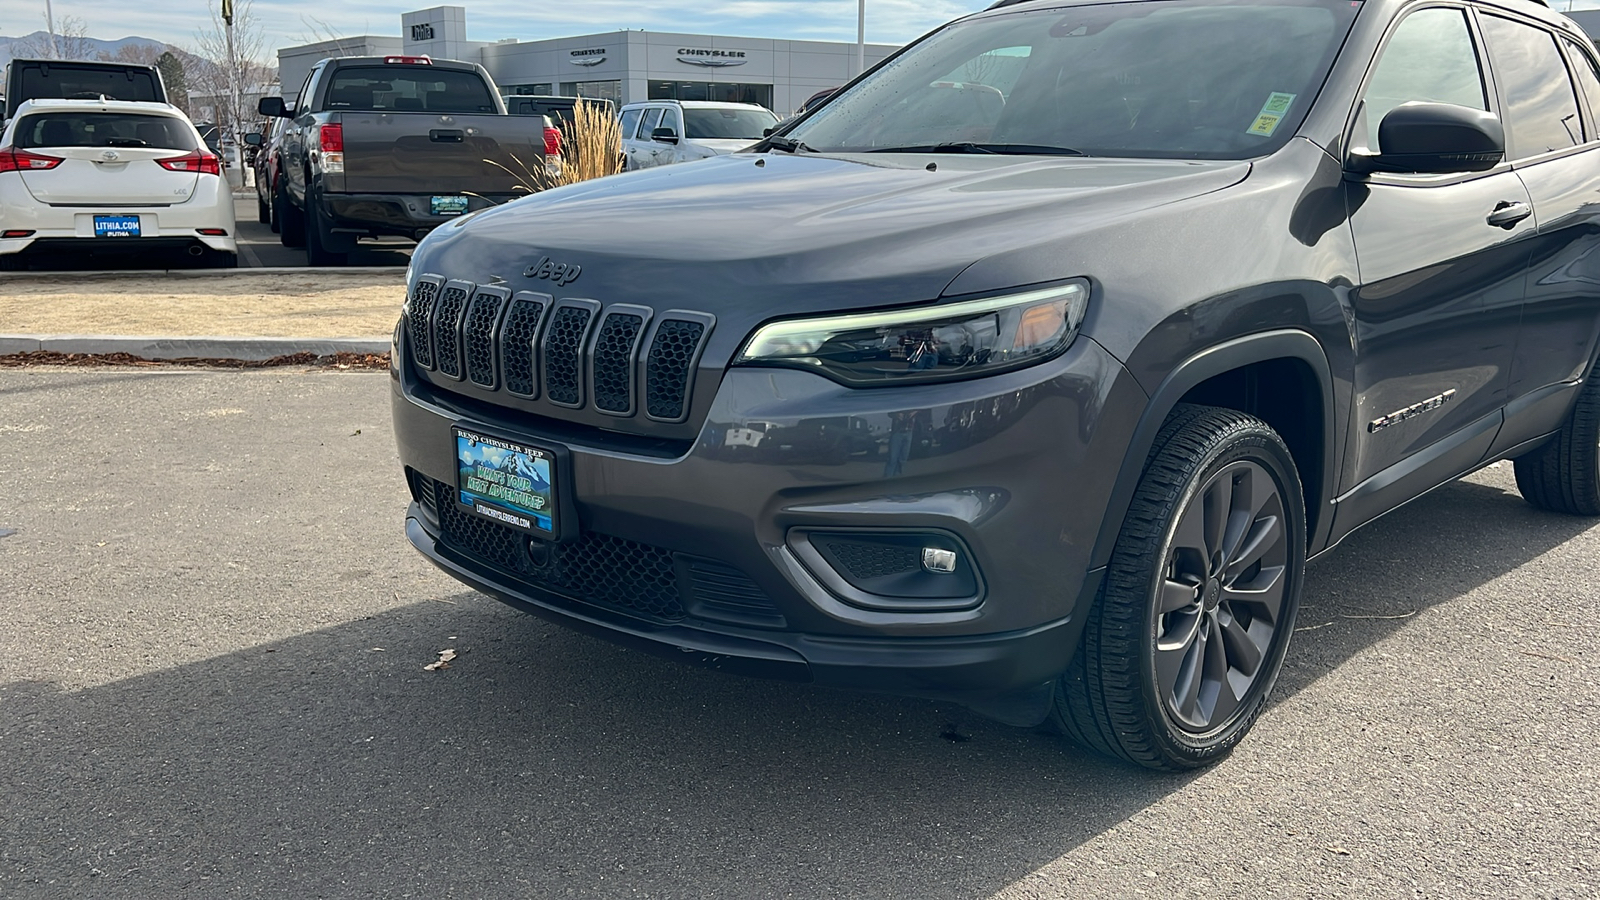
93,215,141,238
431,195,470,217
452,426,569,541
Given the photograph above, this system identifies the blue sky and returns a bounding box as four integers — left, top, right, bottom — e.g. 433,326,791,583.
10,1,987,54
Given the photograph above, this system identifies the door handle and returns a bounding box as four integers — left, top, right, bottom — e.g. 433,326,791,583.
1487,200,1532,229
429,129,465,143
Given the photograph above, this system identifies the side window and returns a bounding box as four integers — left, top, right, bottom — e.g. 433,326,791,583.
659,107,681,137
1479,15,1582,158
1361,8,1487,153
1561,36,1600,142
639,107,664,139
295,69,317,115
619,107,642,140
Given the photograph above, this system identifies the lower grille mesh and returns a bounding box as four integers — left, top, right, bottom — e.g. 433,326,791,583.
429,477,686,622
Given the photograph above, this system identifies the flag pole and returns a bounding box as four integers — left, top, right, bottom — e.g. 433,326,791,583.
44,0,60,58
857,0,865,76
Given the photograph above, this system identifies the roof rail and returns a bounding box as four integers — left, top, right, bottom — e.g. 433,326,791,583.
987,0,1037,8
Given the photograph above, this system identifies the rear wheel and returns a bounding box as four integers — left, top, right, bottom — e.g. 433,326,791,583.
203,249,238,269
0,254,25,271
256,193,270,224
1514,370,1600,515
304,198,347,267
1054,404,1305,770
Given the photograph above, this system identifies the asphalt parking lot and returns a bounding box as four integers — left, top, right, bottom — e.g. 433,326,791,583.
234,197,414,269
0,367,1595,899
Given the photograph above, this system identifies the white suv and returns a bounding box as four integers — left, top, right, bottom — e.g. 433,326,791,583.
0,99,237,269
619,100,778,171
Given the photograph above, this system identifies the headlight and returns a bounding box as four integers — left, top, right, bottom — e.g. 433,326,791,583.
735,281,1089,386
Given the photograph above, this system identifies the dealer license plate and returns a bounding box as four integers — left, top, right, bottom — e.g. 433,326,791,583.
431,195,469,216
94,215,141,237
454,427,558,539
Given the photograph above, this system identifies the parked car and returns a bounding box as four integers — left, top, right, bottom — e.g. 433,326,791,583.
0,98,236,269
795,88,837,118
250,116,290,230
3,58,166,125
502,94,615,131
258,54,548,266
390,0,1600,770
618,100,778,170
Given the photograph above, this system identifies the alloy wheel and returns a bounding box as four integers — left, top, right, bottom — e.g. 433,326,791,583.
1153,459,1289,733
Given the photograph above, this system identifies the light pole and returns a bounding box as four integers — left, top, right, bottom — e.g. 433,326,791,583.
44,0,59,58
222,0,246,188
857,0,865,76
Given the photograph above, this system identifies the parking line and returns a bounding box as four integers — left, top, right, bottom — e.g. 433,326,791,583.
239,240,266,268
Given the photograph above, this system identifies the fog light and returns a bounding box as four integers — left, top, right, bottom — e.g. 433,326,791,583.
1,229,34,239
921,547,957,574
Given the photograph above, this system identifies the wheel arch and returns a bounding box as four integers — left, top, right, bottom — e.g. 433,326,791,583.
1086,329,1339,574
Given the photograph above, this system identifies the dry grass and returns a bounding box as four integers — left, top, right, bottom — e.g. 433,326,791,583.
0,270,405,337
485,99,625,196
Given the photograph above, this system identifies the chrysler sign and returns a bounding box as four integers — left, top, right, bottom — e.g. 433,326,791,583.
570,48,606,66
677,48,747,67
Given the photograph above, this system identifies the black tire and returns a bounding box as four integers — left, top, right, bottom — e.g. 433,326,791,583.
256,194,270,224
277,182,305,249
304,197,347,267
0,254,25,271
204,249,238,269
1514,371,1600,515
1053,404,1305,770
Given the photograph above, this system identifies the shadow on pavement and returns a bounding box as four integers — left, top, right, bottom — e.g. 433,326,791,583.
0,471,1589,898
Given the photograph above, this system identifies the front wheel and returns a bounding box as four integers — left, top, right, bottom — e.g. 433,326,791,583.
1514,370,1600,515
1054,404,1305,770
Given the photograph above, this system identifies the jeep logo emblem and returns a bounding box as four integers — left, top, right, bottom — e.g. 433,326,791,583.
524,255,582,286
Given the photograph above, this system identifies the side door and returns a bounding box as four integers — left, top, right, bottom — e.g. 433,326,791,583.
1479,14,1600,453
618,105,643,170
1339,4,1534,516
283,64,323,205
633,106,666,169
657,105,686,164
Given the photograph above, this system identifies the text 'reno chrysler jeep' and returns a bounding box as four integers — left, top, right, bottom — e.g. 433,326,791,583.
393,0,1600,769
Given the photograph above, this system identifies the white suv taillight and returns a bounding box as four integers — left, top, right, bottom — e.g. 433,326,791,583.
0,148,64,172
157,151,222,176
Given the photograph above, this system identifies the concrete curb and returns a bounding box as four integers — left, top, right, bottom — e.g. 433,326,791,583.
0,266,403,279
0,334,391,361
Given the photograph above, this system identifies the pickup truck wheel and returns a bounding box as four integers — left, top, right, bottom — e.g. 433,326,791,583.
1053,404,1305,770
277,184,305,249
1514,370,1600,515
304,199,347,267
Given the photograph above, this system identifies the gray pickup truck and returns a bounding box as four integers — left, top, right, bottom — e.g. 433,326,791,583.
258,55,545,266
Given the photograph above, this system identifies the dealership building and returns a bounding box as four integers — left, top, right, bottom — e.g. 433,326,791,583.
276,6,900,115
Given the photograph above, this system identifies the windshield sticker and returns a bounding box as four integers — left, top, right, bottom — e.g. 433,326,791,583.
1247,92,1297,137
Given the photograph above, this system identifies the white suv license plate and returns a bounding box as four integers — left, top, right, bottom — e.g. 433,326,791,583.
93,215,141,238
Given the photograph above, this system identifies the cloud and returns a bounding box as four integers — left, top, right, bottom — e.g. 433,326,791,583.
27,0,986,56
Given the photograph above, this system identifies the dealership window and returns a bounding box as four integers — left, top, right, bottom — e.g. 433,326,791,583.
560,80,622,103
506,83,554,96
648,80,774,110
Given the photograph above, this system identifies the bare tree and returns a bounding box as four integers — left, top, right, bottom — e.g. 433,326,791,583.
12,14,98,61
189,0,276,137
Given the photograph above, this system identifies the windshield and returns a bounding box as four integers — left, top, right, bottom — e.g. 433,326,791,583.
325,67,496,113
15,112,196,150
785,0,1359,159
685,107,779,140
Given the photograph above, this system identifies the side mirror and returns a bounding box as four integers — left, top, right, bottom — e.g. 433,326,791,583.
762,127,775,137
651,126,680,144
243,132,264,146
1349,101,1504,175
258,96,288,118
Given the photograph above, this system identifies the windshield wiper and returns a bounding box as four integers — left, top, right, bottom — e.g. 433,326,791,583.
867,142,1088,156
766,135,816,154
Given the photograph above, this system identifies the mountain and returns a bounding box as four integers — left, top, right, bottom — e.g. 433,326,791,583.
0,32,171,69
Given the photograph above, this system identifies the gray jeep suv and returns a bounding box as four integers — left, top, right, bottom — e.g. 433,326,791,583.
392,0,1600,769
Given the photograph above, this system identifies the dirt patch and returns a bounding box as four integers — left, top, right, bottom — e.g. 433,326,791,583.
0,271,406,338
0,350,390,370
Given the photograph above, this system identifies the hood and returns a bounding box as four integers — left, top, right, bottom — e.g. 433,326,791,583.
412,152,1249,333
686,138,760,155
